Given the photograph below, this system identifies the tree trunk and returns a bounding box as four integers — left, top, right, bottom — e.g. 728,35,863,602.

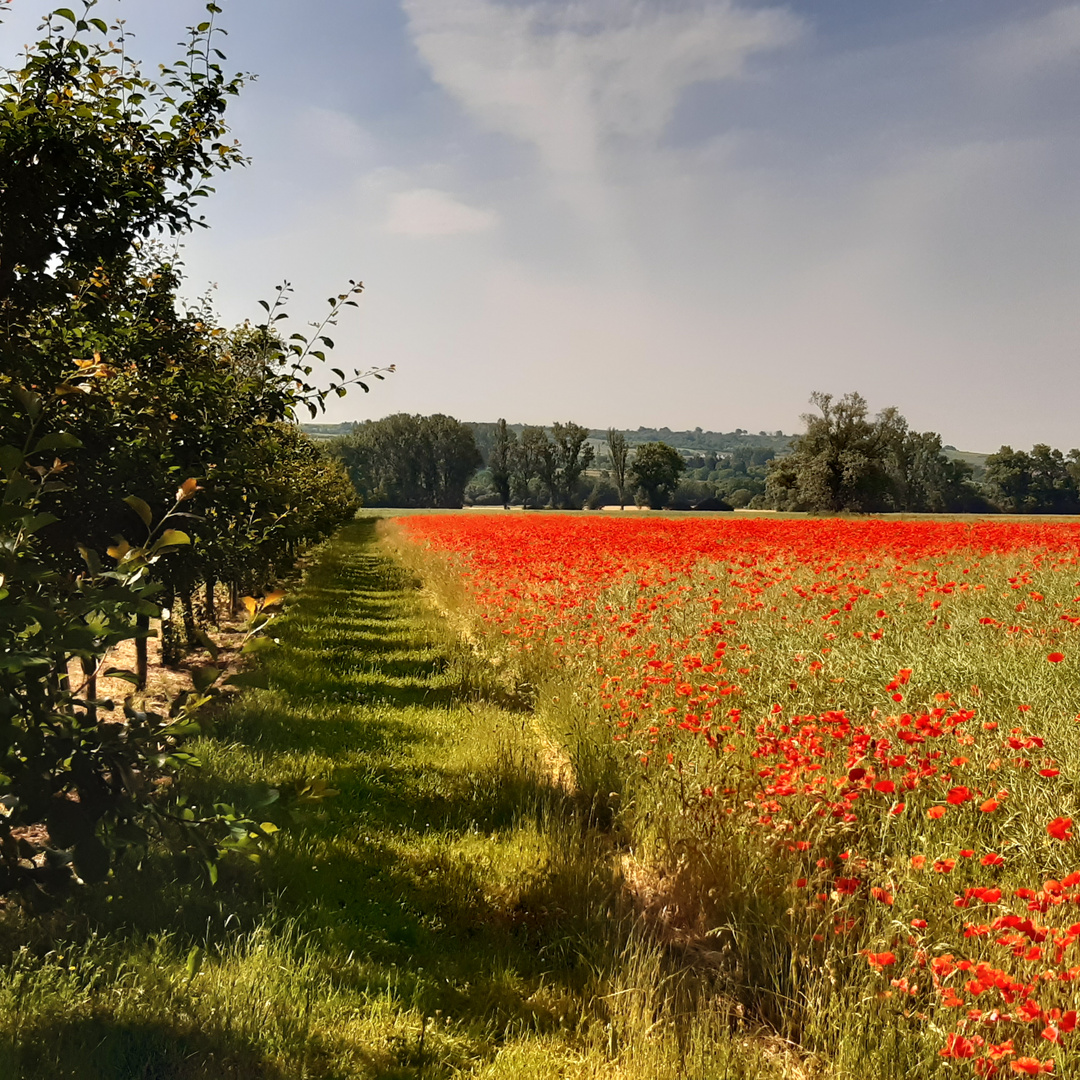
204,577,217,626
179,587,198,647
81,656,97,724
135,613,149,689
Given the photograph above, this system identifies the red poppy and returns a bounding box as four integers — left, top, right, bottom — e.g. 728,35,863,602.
865,950,896,970
1010,1059,1054,1075
1047,817,1073,842
1048,653,1065,663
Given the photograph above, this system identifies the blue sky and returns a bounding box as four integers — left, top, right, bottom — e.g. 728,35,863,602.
3,0,1079,450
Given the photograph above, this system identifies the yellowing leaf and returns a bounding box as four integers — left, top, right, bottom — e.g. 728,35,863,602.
259,822,280,834
263,590,286,607
177,477,201,501
107,539,131,560
241,596,258,617
156,529,190,548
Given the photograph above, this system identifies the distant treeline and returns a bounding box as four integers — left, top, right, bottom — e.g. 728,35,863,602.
323,399,1080,515
767,392,1080,515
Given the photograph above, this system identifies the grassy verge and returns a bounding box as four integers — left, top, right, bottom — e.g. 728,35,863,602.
0,518,789,1080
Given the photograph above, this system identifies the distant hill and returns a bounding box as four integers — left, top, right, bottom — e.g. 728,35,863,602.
303,420,793,453
942,446,989,480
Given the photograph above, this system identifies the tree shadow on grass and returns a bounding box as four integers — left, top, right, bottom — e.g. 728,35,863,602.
2,1017,289,1080
5,518,628,1078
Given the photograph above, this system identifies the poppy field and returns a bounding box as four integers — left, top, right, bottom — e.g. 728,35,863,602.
390,513,1080,1077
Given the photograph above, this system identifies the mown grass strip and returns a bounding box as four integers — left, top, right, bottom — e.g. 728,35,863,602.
0,518,788,1079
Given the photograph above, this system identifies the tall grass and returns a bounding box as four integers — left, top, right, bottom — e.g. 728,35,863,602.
0,518,792,1079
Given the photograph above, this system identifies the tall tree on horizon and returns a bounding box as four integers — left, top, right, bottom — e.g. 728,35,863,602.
489,418,516,508
607,428,630,509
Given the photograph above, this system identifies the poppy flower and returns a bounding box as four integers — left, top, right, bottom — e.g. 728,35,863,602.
1010,1058,1054,1075
927,806,947,820
947,786,973,805
1048,653,1064,663
865,950,896,970
1047,817,1072,841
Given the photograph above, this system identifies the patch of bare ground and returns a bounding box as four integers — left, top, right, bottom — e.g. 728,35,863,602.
66,605,249,723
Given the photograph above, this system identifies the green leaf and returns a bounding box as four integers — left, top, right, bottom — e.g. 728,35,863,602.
77,544,102,575
155,529,190,549
224,671,269,690
191,665,221,694
101,668,140,685
246,783,279,809
0,445,22,478
32,431,83,453
123,495,153,529
186,944,204,980
53,8,77,24
193,629,219,661
24,512,58,534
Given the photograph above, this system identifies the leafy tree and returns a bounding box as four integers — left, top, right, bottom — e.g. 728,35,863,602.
766,392,897,513
983,445,1080,514
889,429,974,513
487,418,516,508
0,2,245,332
766,392,975,514
514,425,550,507
607,428,629,509
0,2,374,897
982,447,1034,513
332,414,480,508
630,442,685,509
549,421,594,508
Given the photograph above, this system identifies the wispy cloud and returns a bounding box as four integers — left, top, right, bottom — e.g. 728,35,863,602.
970,3,1080,81
384,187,500,236
402,0,803,217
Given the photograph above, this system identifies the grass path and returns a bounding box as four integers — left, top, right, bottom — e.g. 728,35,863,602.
1,519,786,1079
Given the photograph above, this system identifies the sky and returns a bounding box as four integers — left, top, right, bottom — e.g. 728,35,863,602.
3,0,1079,451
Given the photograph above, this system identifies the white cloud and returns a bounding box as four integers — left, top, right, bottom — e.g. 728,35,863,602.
296,108,379,162
384,187,500,236
401,0,803,216
970,3,1080,82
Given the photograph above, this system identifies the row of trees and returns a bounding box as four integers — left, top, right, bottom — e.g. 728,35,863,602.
1,5,369,893
981,445,1080,515
332,398,1080,517
764,392,1080,515
330,417,704,511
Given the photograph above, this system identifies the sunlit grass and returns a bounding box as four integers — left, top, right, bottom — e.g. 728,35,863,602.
0,518,788,1079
